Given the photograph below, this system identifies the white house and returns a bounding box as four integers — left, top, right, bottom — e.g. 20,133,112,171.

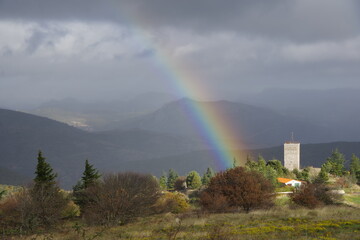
277,178,302,188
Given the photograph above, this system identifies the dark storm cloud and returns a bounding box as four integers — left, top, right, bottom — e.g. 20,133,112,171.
0,0,359,108
0,0,358,41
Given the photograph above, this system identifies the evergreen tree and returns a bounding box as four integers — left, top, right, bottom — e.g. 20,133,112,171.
34,150,57,186
257,155,267,172
202,167,215,185
167,169,179,190
81,159,101,189
264,166,278,186
73,159,100,209
245,155,257,171
300,167,310,182
350,154,360,183
324,149,346,176
266,159,284,176
232,158,237,168
292,168,302,179
315,168,329,184
30,151,68,227
186,171,202,189
159,173,168,190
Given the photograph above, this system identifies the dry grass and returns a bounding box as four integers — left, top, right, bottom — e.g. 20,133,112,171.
9,205,360,240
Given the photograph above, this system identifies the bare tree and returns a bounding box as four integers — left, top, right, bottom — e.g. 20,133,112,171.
82,172,160,225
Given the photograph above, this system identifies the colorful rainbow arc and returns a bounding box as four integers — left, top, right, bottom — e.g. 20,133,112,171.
113,9,246,169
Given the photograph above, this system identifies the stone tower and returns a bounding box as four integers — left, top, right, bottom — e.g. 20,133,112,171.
284,139,300,171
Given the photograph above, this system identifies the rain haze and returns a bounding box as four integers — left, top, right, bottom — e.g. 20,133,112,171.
0,0,360,108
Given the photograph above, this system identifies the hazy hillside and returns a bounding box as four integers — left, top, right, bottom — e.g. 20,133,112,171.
0,109,206,188
117,98,335,148
28,92,176,131
121,141,360,177
2,98,360,188
238,88,360,141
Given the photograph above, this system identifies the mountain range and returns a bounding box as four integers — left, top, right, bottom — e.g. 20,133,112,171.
2,94,360,188
0,108,206,188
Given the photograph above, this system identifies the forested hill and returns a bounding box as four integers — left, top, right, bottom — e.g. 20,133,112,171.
0,108,206,188
1,107,360,188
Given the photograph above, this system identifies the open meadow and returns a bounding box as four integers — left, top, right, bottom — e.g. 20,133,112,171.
5,203,359,240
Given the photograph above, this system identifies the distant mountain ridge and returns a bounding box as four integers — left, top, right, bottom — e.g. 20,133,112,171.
238,88,360,142
116,98,336,148
0,108,206,188
109,141,360,177
28,92,176,131
2,95,360,188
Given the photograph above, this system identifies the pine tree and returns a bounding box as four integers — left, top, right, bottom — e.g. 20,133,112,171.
167,169,179,190
232,158,237,168
257,155,267,172
266,159,284,176
81,159,101,189
300,167,310,182
34,150,57,186
202,167,215,185
315,168,329,184
324,149,346,176
159,174,168,190
350,154,360,183
73,159,100,209
186,171,202,189
30,151,68,227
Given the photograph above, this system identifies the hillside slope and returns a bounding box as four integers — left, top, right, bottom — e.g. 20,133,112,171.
117,98,334,148
0,109,206,188
119,141,360,177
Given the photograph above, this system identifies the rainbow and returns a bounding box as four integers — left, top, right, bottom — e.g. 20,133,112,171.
115,10,247,169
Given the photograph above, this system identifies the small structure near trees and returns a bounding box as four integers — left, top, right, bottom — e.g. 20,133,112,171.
277,178,303,188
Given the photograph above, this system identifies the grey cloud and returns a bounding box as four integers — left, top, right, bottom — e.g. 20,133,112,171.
0,0,358,42
0,0,360,108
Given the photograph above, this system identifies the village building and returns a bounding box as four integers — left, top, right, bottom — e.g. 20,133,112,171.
277,177,302,188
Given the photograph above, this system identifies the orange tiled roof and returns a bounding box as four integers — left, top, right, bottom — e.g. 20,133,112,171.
277,177,296,184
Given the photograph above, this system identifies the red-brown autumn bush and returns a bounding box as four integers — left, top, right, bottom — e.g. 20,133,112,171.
290,183,339,208
200,167,275,213
0,194,22,232
290,184,320,209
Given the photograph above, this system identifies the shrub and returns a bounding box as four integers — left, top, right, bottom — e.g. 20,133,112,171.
0,194,23,233
154,192,190,214
174,176,187,191
290,183,339,208
200,167,275,213
335,176,356,189
27,184,69,228
82,172,160,225
290,184,320,209
61,200,80,218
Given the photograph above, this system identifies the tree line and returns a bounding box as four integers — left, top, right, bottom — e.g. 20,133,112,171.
0,148,359,235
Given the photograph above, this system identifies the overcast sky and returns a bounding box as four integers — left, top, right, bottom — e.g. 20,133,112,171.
1,0,360,107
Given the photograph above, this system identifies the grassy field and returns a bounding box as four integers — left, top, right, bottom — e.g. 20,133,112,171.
344,194,360,207
9,205,360,240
